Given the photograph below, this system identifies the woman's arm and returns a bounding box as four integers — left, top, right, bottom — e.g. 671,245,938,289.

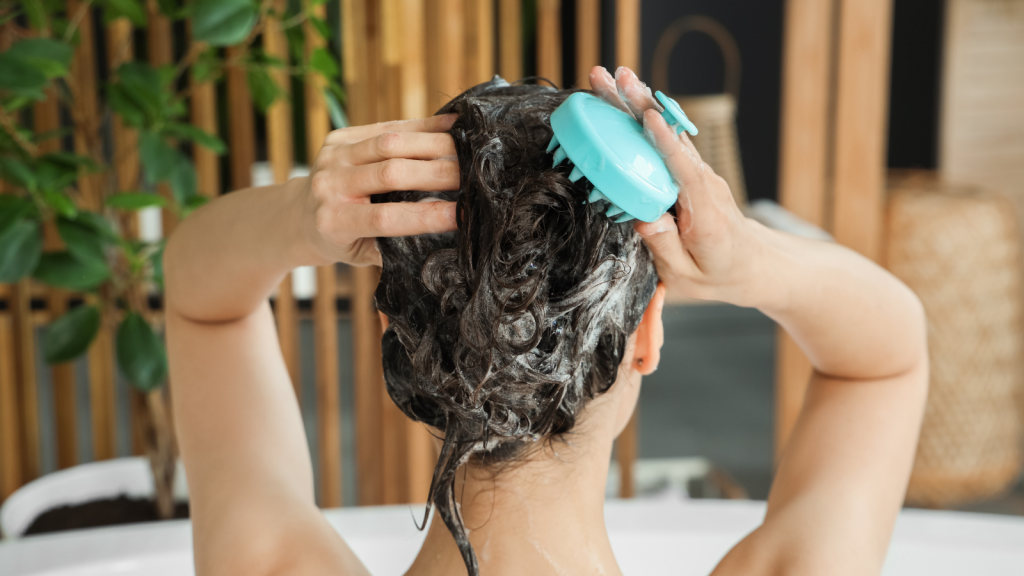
591,66,927,575
164,114,459,575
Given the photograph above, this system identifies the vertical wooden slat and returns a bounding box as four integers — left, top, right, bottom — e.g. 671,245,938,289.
68,0,117,460
830,0,893,262
499,0,522,81
305,2,342,508
576,0,600,87
107,17,147,456
34,87,79,469
148,2,178,237
12,280,39,482
400,0,428,120
0,310,23,499
616,0,641,73
189,39,220,199
342,0,383,506
537,0,561,84
775,0,836,460
428,0,464,110
613,0,642,498
264,3,300,397
464,0,495,86
226,45,255,190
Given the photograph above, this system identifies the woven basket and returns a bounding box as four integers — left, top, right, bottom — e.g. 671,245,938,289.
652,16,747,206
886,171,1024,507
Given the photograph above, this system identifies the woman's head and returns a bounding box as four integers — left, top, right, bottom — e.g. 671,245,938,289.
374,77,661,573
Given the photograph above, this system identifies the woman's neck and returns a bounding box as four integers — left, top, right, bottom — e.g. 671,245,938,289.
405,421,623,576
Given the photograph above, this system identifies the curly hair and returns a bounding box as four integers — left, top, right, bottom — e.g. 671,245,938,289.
374,77,659,575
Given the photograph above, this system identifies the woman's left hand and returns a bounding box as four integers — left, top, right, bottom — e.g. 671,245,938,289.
300,114,462,267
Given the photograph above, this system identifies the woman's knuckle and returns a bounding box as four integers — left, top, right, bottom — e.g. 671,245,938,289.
310,171,333,200
369,208,393,234
376,132,402,157
378,159,403,187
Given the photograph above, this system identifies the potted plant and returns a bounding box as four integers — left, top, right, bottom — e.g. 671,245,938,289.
0,0,343,536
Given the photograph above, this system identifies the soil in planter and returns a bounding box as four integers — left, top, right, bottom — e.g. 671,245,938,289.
23,496,190,536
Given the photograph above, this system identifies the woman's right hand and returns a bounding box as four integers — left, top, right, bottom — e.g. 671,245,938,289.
589,66,773,308
300,114,461,267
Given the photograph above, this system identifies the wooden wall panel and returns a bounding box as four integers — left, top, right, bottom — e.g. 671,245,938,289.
264,4,301,398
499,0,523,81
537,0,561,84
12,281,39,482
306,3,343,508
616,0,641,72
831,0,893,262
0,310,22,499
775,0,836,459
226,45,255,190
576,0,600,87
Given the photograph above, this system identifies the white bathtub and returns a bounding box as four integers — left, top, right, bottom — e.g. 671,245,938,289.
1,499,1022,575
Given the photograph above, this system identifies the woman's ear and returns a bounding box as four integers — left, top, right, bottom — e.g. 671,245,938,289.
378,310,390,332
632,282,666,376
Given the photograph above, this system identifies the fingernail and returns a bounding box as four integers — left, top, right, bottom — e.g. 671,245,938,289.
440,114,458,127
446,203,457,224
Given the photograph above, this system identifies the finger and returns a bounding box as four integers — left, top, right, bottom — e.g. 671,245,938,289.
643,109,707,198
344,159,460,196
615,67,663,122
589,66,631,115
325,114,458,146
345,200,458,238
343,132,457,166
634,213,699,281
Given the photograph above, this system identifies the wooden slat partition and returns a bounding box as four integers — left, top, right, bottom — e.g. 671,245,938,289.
499,0,523,81
0,311,22,499
830,0,893,262
775,0,836,458
263,4,301,398
149,4,178,236
12,280,39,482
427,0,464,111
464,0,495,86
537,0,561,84
189,40,220,199
305,2,343,508
774,0,894,458
614,0,642,499
226,45,255,190
576,0,600,87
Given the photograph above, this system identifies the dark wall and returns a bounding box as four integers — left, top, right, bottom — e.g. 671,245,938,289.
640,1,785,202
887,0,944,170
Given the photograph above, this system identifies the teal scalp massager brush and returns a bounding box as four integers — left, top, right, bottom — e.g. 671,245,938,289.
546,90,698,223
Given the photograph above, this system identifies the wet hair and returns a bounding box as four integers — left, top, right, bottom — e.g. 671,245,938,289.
374,77,659,575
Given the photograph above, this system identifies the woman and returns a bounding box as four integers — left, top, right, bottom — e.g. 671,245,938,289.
164,66,927,576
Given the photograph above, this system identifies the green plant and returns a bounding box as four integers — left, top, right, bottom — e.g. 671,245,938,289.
0,0,342,517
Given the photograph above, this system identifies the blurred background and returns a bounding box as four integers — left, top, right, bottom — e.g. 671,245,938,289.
0,0,1023,542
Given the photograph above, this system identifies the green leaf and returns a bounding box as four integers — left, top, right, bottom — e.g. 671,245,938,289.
161,122,226,154
33,251,110,291
6,38,73,79
192,0,258,47
192,47,222,83
310,15,331,42
100,0,147,27
106,192,167,210
247,67,281,113
108,62,166,129
116,311,167,392
56,217,107,266
310,47,338,78
74,211,120,242
0,53,47,95
0,219,42,282
41,189,78,218
324,88,348,129
0,156,37,189
285,23,304,65
18,0,47,31
180,193,207,217
169,153,197,203
43,305,101,364
139,130,177,183
0,195,35,236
